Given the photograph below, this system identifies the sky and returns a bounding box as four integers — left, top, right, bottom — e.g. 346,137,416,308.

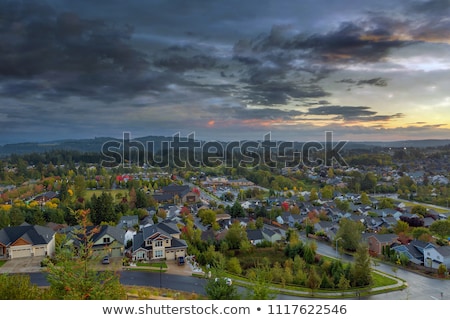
0,0,449,145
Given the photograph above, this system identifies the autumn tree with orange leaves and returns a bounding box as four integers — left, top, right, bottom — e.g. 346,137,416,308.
46,209,126,299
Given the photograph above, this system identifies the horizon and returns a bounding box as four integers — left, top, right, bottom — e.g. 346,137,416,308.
1,0,449,145
2,132,450,147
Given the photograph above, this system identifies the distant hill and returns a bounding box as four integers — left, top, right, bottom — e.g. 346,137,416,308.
1,136,449,156
0,136,172,156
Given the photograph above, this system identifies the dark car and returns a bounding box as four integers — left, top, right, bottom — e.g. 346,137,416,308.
102,256,110,264
177,256,185,266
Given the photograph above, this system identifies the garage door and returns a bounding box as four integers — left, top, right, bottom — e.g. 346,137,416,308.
111,247,122,257
166,250,175,260
11,247,31,258
34,246,46,257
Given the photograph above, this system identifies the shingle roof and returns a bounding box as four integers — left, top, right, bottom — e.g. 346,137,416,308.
246,229,264,241
0,225,55,246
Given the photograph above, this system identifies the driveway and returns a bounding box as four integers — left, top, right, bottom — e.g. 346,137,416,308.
0,256,44,274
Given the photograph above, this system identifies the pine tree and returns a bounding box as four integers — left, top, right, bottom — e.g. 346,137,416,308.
46,209,126,299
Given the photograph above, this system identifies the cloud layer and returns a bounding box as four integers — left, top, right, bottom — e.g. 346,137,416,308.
0,0,449,144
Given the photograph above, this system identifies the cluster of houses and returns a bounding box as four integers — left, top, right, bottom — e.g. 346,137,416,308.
1,182,450,273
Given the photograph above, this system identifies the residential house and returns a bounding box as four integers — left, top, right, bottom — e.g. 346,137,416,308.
365,233,400,256
246,229,265,245
261,226,283,243
131,221,187,262
153,184,199,204
0,223,56,259
363,216,385,232
391,240,432,266
423,245,450,269
117,215,139,230
314,220,338,240
67,225,126,258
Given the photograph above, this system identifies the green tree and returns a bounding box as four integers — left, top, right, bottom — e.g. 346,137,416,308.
394,220,410,234
335,218,364,252
225,221,248,250
46,209,126,300
9,206,25,226
309,188,319,202
429,219,450,238
0,209,11,228
320,185,334,200
360,192,371,205
73,175,86,199
335,198,350,212
411,205,427,217
226,257,242,275
351,243,372,287
198,208,217,226
204,277,241,300
306,267,321,292
361,173,377,192
135,189,149,209
0,273,50,299
337,274,351,290
244,267,276,300
230,200,244,218
90,191,117,225
378,198,394,209
411,227,432,240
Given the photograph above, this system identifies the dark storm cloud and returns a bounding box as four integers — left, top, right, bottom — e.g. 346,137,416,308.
307,106,404,121
154,44,220,72
336,77,388,88
207,104,303,121
0,1,157,102
400,0,450,42
233,21,406,66
242,82,330,106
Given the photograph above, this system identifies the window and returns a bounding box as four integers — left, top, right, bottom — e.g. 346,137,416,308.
155,250,163,258
154,240,163,247
103,237,110,243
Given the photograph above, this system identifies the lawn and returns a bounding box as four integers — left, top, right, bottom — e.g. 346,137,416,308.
0,260,6,268
85,189,127,203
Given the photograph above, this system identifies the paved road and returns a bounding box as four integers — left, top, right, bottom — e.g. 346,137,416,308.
2,241,449,300
314,238,449,300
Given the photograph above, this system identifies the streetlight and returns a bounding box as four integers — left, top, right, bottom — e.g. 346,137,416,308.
335,237,342,258
159,265,162,290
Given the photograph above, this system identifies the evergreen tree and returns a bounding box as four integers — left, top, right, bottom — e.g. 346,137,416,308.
46,209,126,299
351,243,372,287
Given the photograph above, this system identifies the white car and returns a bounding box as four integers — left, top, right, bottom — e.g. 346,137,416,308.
215,277,232,286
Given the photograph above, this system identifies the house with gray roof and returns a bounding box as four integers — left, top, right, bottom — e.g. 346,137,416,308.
262,226,283,243
67,225,126,258
423,245,450,269
391,240,432,266
365,233,400,255
246,229,265,245
131,221,187,262
0,223,56,259
117,215,139,230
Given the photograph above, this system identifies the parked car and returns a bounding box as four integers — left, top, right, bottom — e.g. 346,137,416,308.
215,277,232,286
102,256,110,264
177,256,185,266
